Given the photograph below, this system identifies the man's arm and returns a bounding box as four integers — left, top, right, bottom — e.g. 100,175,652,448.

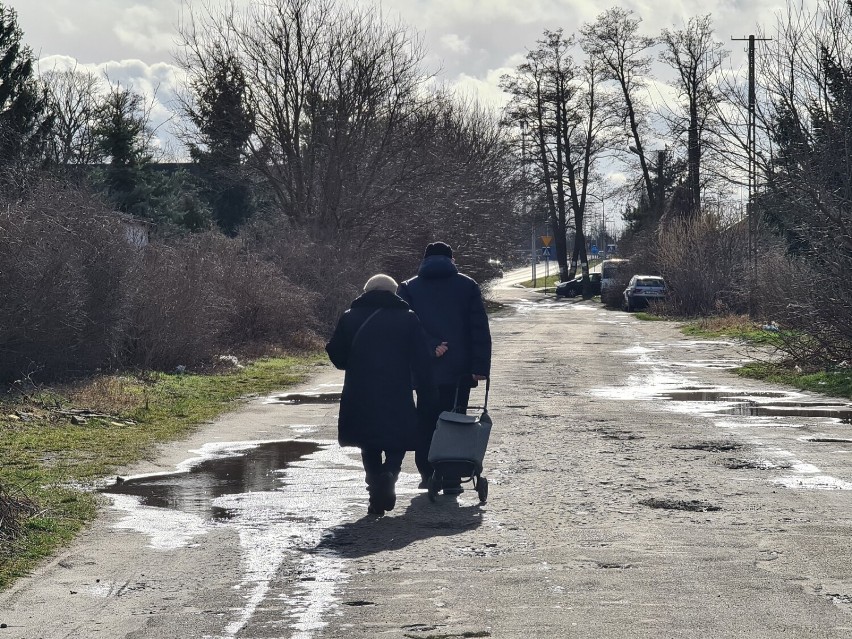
468,283,492,379
399,281,446,357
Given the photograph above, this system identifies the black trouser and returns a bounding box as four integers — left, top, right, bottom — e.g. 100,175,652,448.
361,448,405,489
415,382,471,480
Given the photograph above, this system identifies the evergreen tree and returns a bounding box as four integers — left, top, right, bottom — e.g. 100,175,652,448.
187,54,254,235
0,3,52,188
93,82,209,228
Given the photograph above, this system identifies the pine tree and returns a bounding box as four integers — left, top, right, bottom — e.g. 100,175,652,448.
187,54,255,235
0,3,52,187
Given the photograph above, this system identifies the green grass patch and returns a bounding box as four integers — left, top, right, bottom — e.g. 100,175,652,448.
737,362,852,400
634,311,666,321
680,315,852,400
519,273,560,289
0,353,322,590
680,315,787,347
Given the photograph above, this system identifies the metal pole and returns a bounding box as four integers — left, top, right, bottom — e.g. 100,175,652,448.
521,120,535,287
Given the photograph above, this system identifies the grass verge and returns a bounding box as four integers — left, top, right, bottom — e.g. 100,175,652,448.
519,273,560,289
0,353,323,590
737,362,852,400
680,314,788,347
633,311,666,321
680,315,852,400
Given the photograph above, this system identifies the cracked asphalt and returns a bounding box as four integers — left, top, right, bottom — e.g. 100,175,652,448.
3,271,852,638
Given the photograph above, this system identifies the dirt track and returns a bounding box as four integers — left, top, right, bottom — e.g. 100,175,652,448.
3,275,852,638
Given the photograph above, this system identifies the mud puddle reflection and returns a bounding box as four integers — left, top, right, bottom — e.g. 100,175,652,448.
265,391,342,405
101,440,319,519
656,388,852,423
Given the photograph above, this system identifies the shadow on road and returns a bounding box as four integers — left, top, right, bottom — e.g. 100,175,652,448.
314,493,484,558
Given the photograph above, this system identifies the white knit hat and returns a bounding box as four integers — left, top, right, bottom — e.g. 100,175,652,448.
363,273,398,293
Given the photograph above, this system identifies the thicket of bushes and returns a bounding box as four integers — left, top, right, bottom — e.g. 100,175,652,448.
0,181,329,383
611,213,851,368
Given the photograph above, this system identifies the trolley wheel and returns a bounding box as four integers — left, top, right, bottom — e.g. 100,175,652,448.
476,476,489,503
427,475,439,503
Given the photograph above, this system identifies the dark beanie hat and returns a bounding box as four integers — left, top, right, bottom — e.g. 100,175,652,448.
424,241,453,259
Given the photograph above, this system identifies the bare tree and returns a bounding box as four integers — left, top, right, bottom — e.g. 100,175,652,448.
502,30,618,283
659,15,728,215
581,8,659,211
177,0,432,243
41,66,104,166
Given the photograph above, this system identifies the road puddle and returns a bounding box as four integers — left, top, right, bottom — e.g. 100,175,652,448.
101,440,320,519
654,388,852,423
265,392,342,404
640,497,721,512
660,390,790,401
598,344,852,493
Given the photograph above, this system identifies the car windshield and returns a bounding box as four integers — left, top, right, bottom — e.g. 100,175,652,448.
636,278,664,288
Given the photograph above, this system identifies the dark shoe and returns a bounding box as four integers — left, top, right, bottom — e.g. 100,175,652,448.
380,471,396,511
417,475,430,490
367,502,384,516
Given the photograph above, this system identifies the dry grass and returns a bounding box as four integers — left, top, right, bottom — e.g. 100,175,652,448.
61,376,147,415
0,485,38,543
689,314,754,333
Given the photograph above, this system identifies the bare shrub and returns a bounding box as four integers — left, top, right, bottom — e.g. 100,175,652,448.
0,181,134,382
122,237,226,370
749,238,807,321
654,214,749,316
121,230,324,370
240,219,373,332
210,239,321,349
0,483,38,544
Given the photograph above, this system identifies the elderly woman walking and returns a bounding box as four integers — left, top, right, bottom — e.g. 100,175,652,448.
326,274,436,516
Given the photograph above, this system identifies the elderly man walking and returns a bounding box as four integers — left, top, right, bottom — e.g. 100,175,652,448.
397,242,492,494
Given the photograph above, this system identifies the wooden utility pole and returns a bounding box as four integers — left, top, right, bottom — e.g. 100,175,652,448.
732,34,770,316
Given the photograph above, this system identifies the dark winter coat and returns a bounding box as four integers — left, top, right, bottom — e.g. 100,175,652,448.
397,256,492,386
325,290,435,450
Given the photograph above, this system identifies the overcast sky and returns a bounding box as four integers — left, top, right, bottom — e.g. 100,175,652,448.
12,0,789,205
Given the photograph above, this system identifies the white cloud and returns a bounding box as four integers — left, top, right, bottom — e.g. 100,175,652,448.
440,33,471,54
23,0,795,178
38,54,186,157
113,5,177,54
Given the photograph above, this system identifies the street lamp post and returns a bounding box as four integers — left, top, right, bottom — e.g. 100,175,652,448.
520,120,535,287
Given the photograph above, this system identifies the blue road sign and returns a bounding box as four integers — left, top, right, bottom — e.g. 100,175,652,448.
591,245,599,256
541,246,552,259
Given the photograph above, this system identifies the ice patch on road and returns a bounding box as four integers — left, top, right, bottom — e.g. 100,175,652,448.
106,439,367,639
774,475,852,490
111,493,208,550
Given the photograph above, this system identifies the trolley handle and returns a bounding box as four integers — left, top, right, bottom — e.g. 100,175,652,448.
453,376,490,412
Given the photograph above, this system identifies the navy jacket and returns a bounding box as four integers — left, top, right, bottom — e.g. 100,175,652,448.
326,290,435,450
398,256,492,386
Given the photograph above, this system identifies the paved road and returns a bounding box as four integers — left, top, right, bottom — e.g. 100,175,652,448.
3,273,852,638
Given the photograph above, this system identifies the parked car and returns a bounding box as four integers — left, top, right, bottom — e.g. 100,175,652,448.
622,275,667,311
600,258,629,292
555,272,602,298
